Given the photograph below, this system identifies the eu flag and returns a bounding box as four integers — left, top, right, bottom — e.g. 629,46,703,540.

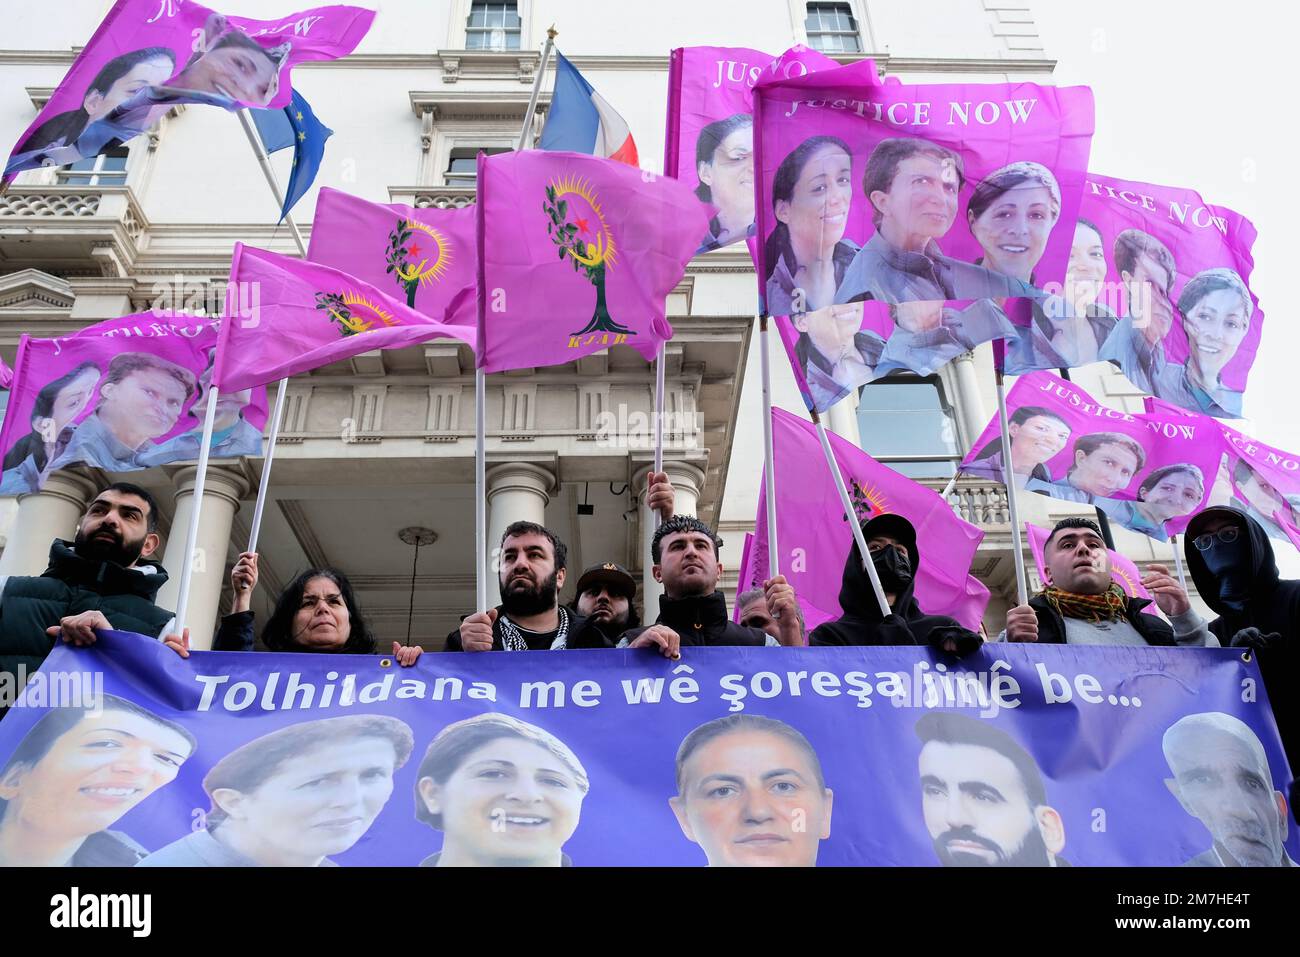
251,90,332,221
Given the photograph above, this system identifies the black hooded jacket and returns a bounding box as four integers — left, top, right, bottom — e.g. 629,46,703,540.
810,532,975,648
618,591,768,647
1185,507,1300,765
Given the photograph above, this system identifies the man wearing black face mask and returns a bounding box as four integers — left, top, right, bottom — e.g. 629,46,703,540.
1185,506,1300,771
810,514,982,652
0,483,177,715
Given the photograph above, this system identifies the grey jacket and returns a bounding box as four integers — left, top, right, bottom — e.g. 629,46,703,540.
834,233,1036,305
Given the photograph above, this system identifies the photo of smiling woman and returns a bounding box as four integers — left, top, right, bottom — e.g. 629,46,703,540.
138,714,413,867
792,302,885,409
1096,463,1205,542
764,135,858,316
0,695,196,866
1152,268,1253,418
0,361,101,494
414,713,589,867
694,113,754,253
961,405,1071,491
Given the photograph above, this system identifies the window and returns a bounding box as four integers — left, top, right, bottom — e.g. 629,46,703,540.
466,2,521,50
805,2,862,53
856,377,960,479
445,146,511,185
57,146,129,186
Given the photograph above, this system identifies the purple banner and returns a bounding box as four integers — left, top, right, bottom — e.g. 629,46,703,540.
0,314,268,495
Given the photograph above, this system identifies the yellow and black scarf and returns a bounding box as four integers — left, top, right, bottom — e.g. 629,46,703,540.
1042,583,1128,623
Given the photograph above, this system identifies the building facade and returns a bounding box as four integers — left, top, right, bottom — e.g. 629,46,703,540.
0,0,1202,648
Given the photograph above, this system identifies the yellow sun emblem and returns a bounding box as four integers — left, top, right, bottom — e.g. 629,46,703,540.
395,221,453,286
1111,567,1137,597
329,291,400,334
550,174,617,270
858,481,891,516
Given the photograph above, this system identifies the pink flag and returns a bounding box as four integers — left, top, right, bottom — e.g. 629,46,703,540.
732,532,757,624
1025,522,1154,603
308,187,476,325
664,45,845,254
754,407,989,632
0,315,269,495
475,150,708,374
213,244,475,393
0,354,12,389
4,0,374,181
1004,174,1262,421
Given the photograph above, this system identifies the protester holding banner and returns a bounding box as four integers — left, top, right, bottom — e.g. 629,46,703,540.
1001,518,1213,647
618,516,800,648
0,695,196,866
411,713,589,867
139,714,413,867
0,361,101,493
1184,506,1300,769
810,514,982,653
571,562,641,644
669,715,832,867
0,484,177,704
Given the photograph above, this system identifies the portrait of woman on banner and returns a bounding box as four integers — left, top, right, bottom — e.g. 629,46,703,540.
0,361,101,495
962,405,1071,491
694,113,755,253
789,302,884,410
1095,463,1206,542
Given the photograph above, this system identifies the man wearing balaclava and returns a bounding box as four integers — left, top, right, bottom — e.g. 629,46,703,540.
1184,506,1300,773
810,513,982,652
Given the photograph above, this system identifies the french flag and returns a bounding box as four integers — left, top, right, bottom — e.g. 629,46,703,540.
538,51,639,166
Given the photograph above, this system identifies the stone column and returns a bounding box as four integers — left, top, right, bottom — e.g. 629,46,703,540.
634,461,706,624
825,390,862,445
0,470,99,576
485,463,555,609
951,351,989,450
156,466,249,647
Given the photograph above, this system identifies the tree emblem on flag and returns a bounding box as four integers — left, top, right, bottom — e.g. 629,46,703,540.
314,290,400,337
843,477,888,524
543,175,633,339
385,218,453,308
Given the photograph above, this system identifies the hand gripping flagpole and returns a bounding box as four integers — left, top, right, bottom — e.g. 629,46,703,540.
173,385,222,634
995,370,1030,606
811,410,891,619
759,315,780,578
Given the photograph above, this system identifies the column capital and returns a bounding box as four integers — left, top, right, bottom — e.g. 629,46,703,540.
485,462,556,504
15,468,100,512
633,460,706,498
169,465,250,510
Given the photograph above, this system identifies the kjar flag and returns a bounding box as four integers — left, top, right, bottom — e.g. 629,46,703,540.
959,371,1222,542
664,44,844,254
475,150,708,374
309,187,476,326
1004,174,1263,421
213,244,475,394
4,0,374,182
0,315,269,496
750,407,989,632
1025,521,1155,603
539,51,638,166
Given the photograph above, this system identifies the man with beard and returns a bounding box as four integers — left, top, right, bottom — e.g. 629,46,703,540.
617,516,802,648
1163,712,1295,867
0,483,176,712
447,523,677,657
915,711,1068,867
571,563,640,646
809,513,982,653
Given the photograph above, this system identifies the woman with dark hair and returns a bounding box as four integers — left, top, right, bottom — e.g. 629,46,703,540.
694,113,754,253
165,559,423,665
764,135,858,316
791,302,885,408
0,695,195,866
962,406,1071,491
0,361,100,492
139,714,413,867
1151,268,1252,418
967,161,1061,285
5,47,176,171
413,713,589,867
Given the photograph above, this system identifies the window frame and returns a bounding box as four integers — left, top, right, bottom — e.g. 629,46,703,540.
55,145,130,187
803,1,865,54
465,1,522,51
855,373,962,478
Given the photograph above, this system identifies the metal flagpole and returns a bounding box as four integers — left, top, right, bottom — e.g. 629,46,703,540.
1171,534,1189,592
653,344,665,528
996,370,1030,605
236,109,308,257
759,315,780,578
245,378,288,557
812,411,890,618
173,386,222,633
518,26,558,150
475,366,487,612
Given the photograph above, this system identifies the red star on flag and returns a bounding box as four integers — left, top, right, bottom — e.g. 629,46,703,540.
574,217,590,235
408,242,422,258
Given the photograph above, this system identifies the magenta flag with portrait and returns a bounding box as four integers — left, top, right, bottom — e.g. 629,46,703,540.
0,315,269,496
960,371,1222,541
664,44,846,255
308,187,476,327
1004,174,1263,420
475,150,708,374
4,0,374,182
213,244,476,394
1025,522,1154,604
748,407,989,632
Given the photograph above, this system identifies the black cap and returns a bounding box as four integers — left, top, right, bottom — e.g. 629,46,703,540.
573,562,636,600
861,513,916,550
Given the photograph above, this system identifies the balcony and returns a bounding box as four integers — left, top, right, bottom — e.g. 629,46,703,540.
0,185,147,277
387,186,475,209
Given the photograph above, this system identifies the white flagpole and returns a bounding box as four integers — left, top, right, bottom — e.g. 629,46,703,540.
812,411,891,619
995,371,1030,606
245,377,288,556
173,385,221,633
1171,534,1189,592
475,366,488,613
759,315,780,578
236,108,308,257
653,343,665,528
518,27,558,149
